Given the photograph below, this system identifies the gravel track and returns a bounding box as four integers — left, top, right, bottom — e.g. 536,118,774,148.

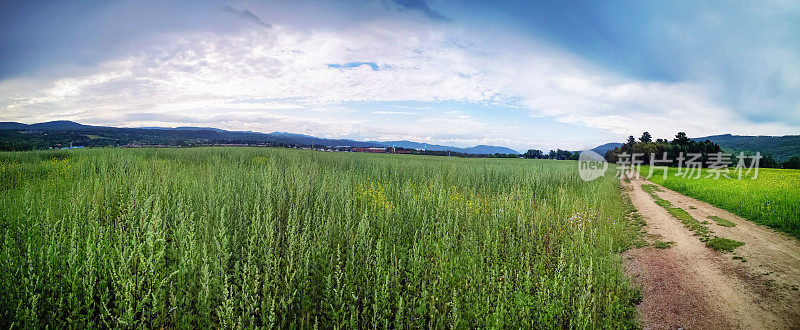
622,177,800,329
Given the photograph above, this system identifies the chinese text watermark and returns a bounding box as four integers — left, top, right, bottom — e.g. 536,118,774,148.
578,151,761,182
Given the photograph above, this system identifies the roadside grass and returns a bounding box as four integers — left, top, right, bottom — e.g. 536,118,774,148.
667,208,713,241
0,147,643,328
706,238,745,252
640,183,742,252
622,188,649,249
708,215,736,227
641,184,712,241
641,184,662,193
653,241,675,249
642,166,800,240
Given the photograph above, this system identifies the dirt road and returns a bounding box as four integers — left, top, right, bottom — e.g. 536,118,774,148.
622,176,800,329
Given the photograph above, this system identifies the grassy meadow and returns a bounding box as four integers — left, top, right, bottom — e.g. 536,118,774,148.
0,148,641,328
642,166,800,239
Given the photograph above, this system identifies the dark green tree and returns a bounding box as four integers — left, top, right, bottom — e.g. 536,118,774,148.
672,132,690,148
782,156,800,169
626,136,636,148
761,153,778,168
524,149,544,159
640,132,652,143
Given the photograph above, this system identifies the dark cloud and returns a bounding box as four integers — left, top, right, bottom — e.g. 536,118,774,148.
392,0,450,21
0,1,273,79
223,5,271,28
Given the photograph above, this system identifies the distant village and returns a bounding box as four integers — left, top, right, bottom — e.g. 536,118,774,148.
113,143,522,158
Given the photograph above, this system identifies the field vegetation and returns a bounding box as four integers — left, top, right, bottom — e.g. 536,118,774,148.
0,148,642,328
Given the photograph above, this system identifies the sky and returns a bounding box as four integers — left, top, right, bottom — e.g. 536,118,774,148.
1,0,798,152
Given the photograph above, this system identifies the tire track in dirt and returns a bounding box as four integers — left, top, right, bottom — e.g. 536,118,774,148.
622,176,800,329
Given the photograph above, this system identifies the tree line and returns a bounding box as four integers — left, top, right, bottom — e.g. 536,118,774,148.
522,149,579,160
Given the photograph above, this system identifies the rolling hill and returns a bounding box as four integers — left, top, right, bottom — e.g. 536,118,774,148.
695,134,800,162
376,141,519,155
590,142,623,156
0,121,520,154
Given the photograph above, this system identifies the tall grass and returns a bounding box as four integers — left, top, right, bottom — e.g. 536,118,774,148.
0,148,640,328
643,166,800,239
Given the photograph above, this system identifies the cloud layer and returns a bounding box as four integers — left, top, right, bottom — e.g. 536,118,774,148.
0,0,797,151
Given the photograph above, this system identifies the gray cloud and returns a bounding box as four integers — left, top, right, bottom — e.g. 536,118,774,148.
392,0,450,21
223,5,271,28
123,112,207,123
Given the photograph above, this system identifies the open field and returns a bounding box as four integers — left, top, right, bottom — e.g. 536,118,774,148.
0,148,641,328
641,166,800,239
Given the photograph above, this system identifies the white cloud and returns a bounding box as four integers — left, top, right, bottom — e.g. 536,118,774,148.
371,111,414,115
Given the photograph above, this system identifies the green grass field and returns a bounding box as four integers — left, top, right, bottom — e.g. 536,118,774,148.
0,148,641,328
641,166,800,239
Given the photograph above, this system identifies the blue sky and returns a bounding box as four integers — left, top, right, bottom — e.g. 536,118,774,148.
1,0,798,152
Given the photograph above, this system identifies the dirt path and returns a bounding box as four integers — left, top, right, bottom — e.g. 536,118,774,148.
622,176,800,329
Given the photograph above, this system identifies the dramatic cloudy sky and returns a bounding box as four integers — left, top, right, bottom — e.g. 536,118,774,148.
1,0,798,151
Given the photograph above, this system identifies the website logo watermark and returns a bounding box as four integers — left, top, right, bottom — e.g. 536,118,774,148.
578,150,609,181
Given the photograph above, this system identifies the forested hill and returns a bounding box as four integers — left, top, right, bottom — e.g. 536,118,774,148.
696,134,800,162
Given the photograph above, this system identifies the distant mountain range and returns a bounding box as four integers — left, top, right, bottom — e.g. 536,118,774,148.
0,120,91,131
0,121,519,154
589,134,800,162
6,121,795,159
590,143,623,156
372,140,519,155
